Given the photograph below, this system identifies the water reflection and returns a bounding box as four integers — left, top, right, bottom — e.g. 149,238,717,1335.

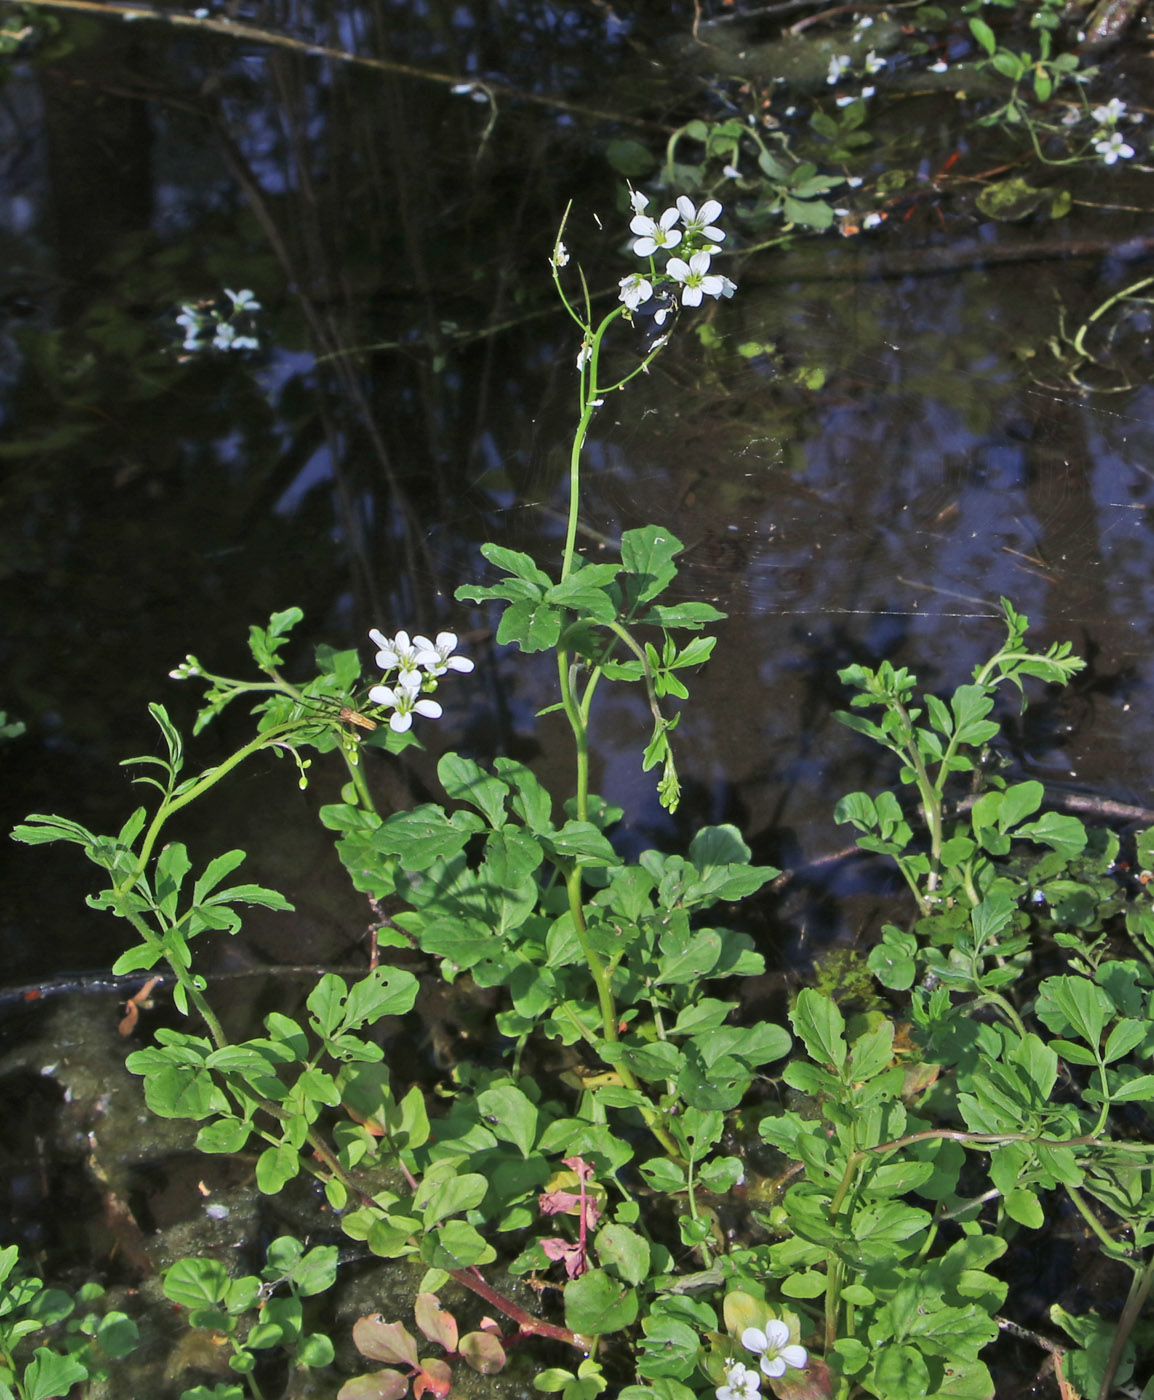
2,0,1153,988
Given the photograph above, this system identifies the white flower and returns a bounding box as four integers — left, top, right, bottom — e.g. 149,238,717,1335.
368,672,442,734
619,272,653,311
717,275,737,299
855,14,873,28
630,206,682,257
864,49,885,74
1095,131,1135,163
1062,107,1082,126
861,85,876,99
722,163,741,179
846,175,864,187
628,186,650,214
652,304,673,328
1092,98,1127,123
553,241,570,267
741,1322,808,1380
213,322,237,349
413,631,474,676
225,288,261,311
716,1360,761,1400
666,249,725,307
576,342,592,371
928,59,948,72
369,628,423,674
827,53,851,84
836,94,856,107
863,211,884,228
230,335,259,351
675,195,725,242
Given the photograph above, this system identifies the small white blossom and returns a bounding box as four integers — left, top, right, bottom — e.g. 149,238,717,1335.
836,94,856,107
741,1322,808,1380
666,249,726,307
716,1361,761,1400
863,211,885,228
630,206,682,257
230,334,259,351
576,342,592,370
675,195,725,242
413,631,474,676
368,672,442,733
827,53,851,84
722,163,741,179
864,49,885,74
1062,107,1082,126
717,275,737,299
629,186,650,214
369,628,424,674
1095,131,1135,163
213,322,237,350
553,241,570,268
928,59,948,72
861,84,876,98
619,272,653,311
1092,98,1127,123
169,655,202,679
652,304,673,328
856,14,873,28
224,288,261,311
846,175,864,187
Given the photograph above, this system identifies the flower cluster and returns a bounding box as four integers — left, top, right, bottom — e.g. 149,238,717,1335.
366,628,473,733
621,191,736,314
176,288,261,355
1089,99,1140,164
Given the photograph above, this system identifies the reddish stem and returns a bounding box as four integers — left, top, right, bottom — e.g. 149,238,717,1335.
451,1267,579,1347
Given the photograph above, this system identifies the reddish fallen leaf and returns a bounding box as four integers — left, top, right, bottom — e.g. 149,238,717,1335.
414,1292,458,1353
541,1237,587,1279
412,1357,452,1399
352,1315,420,1368
118,976,162,1037
336,1368,410,1400
459,1329,507,1374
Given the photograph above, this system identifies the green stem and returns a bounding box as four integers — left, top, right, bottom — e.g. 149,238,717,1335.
1097,1246,1154,1400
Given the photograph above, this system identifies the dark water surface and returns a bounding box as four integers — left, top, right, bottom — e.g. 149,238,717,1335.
3,1,1154,994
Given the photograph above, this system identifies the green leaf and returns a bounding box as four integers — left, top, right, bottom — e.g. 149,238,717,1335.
791,989,846,1069
372,804,482,869
1004,1188,1044,1228
564,1268,639,1335
498,599,564,652
438,754,510,827
256,1143,301,1194
164,1257,229,1309
476,1086,539,1158
415,1171,489,1227
1035,975,1113,1049
1016,812,1088,860
420,1220,496,1269
595,1224,650,1285
21,1349,89,1400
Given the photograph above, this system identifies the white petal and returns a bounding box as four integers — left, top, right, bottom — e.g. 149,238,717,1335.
435,631,458,651
633,236,658,257
389,710,413,732
676,194,696,221
689,250,712,274
780,1345,808,1370
630,214,655,236
446,655,474,672
759,1355,786,1379
699,199,723,223
740,1327,767,1353
658,207,680,229
763,1320,791,1349
666,257,690,280
368,685,397,706
414,698,443,719
681,285,704,307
